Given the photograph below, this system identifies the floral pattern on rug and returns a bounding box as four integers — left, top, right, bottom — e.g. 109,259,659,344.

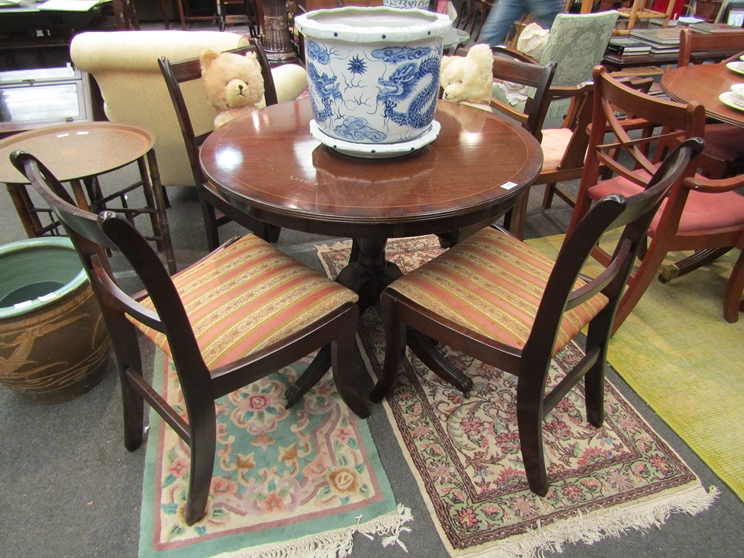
140,353,406,558
317,236,715,556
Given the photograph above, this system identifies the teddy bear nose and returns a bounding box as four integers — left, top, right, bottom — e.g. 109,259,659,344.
238,84,245,96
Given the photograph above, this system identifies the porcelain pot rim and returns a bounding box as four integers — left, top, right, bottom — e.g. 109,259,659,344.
295,7,452,43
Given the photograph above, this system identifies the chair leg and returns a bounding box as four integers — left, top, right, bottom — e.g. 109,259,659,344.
185,410,217,526
370,292,406,403
516,382,548,496
121,366,145,451
583,312,612,428
724,249,744,323
612,237,671,335
542,182,556,209
331,305,369,418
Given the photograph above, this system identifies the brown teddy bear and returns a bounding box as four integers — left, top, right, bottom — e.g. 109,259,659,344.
200,47,265,128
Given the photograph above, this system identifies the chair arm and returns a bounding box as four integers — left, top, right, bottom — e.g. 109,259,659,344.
683,174,744,193
270,63,308,104
491,45,540,65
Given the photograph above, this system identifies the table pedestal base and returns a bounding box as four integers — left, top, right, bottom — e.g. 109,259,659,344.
286,236,473,407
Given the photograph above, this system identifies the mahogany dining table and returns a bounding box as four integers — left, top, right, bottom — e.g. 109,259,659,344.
660,61,744,128
200,97,543,400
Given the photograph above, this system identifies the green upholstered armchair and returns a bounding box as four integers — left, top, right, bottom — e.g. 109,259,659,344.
492,11,619,119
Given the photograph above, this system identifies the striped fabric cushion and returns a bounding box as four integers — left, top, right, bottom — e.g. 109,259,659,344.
133,235,358,370
388,227,609,354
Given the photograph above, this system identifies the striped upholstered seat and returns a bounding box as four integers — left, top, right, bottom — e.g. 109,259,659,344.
388,226,609,355
134,234,358,370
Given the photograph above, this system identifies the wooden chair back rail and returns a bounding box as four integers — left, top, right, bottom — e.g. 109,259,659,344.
678,27,744,66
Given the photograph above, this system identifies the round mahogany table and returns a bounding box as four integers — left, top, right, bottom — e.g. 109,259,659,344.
661,63,744,128
201,98,543,309
201,98,542,401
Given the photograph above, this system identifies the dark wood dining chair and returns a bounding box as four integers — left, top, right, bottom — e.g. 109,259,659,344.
439,47,556,244
568,66,744,328
371,137,704,497
158,41,281,252
675,27,744,179
11,151,369,526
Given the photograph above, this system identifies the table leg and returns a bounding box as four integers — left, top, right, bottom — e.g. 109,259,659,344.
659,247,733,283
6,183,44,238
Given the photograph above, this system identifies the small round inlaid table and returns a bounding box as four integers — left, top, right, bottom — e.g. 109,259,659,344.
0,121,175,274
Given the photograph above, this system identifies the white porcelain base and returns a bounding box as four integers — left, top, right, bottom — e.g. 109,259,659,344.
310,120,441,159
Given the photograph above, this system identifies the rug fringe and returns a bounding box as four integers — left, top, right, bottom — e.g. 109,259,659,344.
212,504,413,558
463,485,719,558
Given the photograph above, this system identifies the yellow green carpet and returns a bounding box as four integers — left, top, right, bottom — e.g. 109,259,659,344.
527,233,744,502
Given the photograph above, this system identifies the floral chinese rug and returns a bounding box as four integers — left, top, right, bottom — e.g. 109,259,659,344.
138,351,411,558
316,235,717,558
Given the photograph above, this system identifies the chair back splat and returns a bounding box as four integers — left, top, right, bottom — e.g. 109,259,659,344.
11,151,368,527
159,41,281,251
371,137,704,497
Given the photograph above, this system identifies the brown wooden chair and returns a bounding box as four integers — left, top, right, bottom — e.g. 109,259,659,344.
675,27,744,179
159,41,282,252
11,151,369,526
439,47,556,244
568,66,744,328
371,137,704,496
451,0,492,48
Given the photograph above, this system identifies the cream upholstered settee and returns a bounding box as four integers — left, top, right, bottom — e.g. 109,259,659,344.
70,31,308,188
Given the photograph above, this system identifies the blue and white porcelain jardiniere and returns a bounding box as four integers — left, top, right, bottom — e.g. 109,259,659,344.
295,8,452,156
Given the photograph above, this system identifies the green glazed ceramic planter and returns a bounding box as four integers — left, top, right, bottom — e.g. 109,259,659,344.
0,238,110,404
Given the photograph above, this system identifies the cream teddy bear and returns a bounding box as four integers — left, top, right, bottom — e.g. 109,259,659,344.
439,44,493,105
200,48,265,129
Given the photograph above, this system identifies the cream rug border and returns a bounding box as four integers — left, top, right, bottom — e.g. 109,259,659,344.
316,239,719,558
211,504,413,558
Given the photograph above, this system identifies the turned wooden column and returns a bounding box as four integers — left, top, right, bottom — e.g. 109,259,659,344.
259,0,298,63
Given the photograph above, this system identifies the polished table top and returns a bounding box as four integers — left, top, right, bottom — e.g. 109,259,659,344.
200,98,543,241
0,121,155,184
661,62,744,128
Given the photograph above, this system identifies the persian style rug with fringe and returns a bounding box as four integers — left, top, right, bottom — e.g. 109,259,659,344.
316,235,717,558
138,351,411,558
529,232,744,503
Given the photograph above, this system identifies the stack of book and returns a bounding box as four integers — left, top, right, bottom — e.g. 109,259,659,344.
606,37,653,57
688,22,744,34
629,28,681,55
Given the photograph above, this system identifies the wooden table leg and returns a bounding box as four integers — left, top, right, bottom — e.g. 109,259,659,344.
6,183,44,238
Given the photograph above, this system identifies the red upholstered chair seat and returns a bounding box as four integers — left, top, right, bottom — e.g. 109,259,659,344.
134,234,358,370
588,172,744,236
388,226,609,355
540,128,574,172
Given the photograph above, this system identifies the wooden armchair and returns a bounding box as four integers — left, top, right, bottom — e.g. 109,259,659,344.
371,137,704,496
159,42,282,251
11,152,368,526
568,66,744,329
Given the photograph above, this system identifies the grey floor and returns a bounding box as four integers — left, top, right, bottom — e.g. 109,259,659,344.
0,166,742,558
1,18,743,555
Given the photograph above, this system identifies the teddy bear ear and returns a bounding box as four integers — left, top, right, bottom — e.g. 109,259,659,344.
200,48,221,71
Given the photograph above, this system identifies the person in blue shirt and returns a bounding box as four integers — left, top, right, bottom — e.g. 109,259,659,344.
480,0,564,46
